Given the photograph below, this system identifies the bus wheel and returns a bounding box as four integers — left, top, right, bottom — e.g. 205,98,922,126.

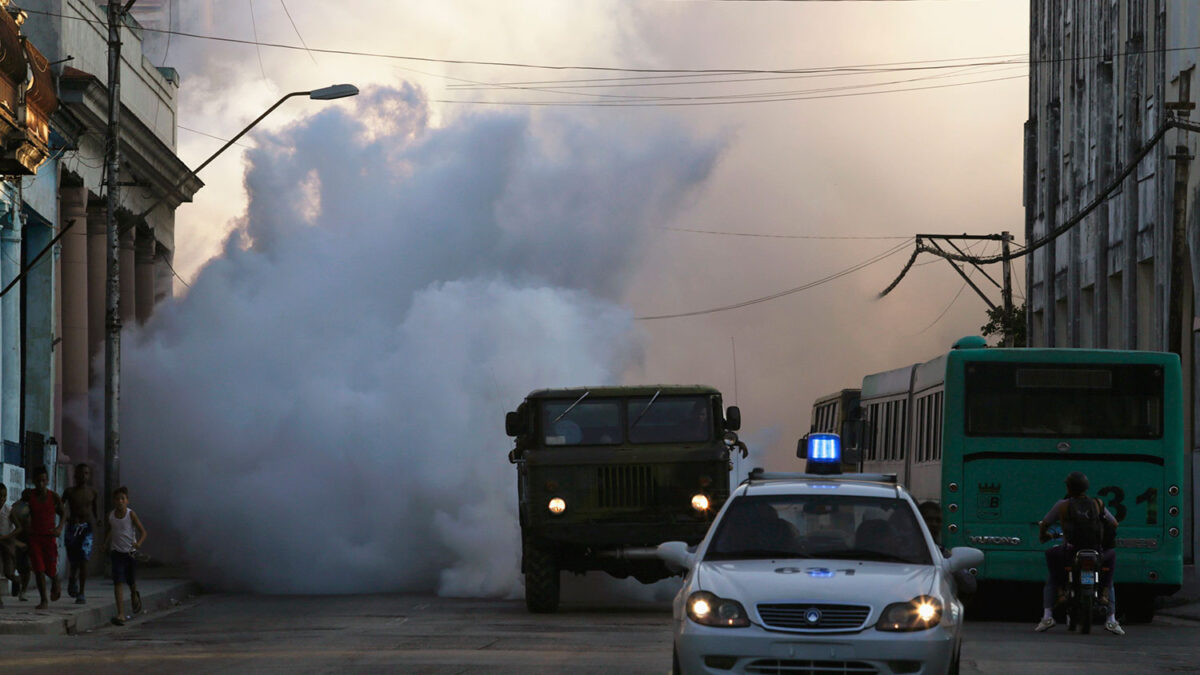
1122,594,1156,623
524,544,560,613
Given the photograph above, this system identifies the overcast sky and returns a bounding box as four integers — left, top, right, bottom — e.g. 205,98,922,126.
118,1,1029,592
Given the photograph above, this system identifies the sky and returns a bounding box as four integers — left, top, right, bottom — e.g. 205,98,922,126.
116,0,1030,594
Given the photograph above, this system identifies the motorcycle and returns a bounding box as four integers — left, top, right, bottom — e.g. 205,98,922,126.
1062,547,1110,634
1043,525,1110,634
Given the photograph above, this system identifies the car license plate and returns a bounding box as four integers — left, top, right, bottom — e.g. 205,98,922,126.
1081,571,1096,585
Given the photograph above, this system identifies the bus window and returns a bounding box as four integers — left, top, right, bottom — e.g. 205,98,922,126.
965,363,1164,438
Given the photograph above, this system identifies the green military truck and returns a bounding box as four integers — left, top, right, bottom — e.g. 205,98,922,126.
506,385,743,612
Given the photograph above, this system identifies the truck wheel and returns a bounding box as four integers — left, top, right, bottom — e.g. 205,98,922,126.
524,545,560,613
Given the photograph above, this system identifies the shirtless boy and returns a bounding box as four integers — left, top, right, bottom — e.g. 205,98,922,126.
62,464,98,603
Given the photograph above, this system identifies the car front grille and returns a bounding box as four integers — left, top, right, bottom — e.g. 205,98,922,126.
745,660,878,675
757,604,872,631
597,464,655,508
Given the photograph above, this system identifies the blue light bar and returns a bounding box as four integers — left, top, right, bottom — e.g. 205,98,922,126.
805,433,842,475
807,433,841,462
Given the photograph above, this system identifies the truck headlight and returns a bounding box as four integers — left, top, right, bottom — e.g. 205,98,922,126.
548,497,566,514
691,493,710,511
876,596,943,631
687,591,750,627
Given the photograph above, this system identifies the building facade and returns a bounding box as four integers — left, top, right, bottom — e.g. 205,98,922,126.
1025,1,1200,563
0,0,200,502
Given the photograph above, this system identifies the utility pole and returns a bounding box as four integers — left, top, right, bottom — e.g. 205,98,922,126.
1167,98,1195,357
1001,231,1014,347
105,0,130,512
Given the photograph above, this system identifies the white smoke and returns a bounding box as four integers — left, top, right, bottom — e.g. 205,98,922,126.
121,84,724,594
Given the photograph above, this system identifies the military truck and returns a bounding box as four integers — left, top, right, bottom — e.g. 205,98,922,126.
505,385,743,612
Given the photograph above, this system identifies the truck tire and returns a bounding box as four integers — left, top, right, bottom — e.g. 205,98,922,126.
524,545,560,613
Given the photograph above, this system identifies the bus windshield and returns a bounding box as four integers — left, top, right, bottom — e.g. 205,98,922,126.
965,362,1163,439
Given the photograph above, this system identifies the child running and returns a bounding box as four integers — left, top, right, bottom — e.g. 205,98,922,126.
27,466,64,609
0,484,22,607
104,487,147,626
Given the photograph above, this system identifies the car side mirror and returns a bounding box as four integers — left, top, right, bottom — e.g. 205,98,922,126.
505,411,525,437
725,406,741,431
657,541,696,573
946,546,985,573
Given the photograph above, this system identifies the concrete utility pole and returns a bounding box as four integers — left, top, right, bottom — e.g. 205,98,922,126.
1167,97,1195,358
105,0,131,511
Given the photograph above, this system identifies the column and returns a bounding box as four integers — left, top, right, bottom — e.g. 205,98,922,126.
59,186,89,467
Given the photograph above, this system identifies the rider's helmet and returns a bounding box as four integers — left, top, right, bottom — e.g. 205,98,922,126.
1065,471,1089,497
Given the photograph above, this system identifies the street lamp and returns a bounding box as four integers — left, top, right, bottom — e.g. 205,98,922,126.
101,83,360,510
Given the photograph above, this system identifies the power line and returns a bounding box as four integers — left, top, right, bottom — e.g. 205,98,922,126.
912,278,970,336
879,117,1200,296
662,226,910,240
16,5,1200,79
279,0,318,66
635,240,910,320
248,0,267,82
438,74,1027,107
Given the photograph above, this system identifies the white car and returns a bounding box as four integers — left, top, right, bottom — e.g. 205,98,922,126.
660,434,983,675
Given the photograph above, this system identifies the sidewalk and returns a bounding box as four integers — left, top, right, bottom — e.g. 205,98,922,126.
0,576,201,635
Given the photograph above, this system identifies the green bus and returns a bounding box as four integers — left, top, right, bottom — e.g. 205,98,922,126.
829,336,1184,621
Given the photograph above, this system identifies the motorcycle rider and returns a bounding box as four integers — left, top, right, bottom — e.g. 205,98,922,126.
1034,471,1123,635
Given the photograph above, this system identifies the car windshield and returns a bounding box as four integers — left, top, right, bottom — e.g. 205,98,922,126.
704,494,932,565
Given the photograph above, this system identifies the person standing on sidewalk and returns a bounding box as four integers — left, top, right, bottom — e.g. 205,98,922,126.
0,483,23,607
9,489,31,601
104,487,146,626
27,466,64,609
61,464,98,604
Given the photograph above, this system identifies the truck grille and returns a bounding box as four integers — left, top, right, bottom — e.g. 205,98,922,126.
597,465,655,508
757,604,871,631
745,660,878,675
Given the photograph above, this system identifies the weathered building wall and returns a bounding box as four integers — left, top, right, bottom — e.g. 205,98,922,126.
1026,0,1200,563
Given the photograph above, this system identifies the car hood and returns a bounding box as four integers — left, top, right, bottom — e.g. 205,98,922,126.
694,558,939,608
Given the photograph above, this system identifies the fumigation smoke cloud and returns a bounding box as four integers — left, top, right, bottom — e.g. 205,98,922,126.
121,84,724,594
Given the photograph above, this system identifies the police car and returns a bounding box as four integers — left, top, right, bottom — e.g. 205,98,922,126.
658,433,984,675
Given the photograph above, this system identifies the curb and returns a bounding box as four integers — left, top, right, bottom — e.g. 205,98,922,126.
0,579,201,636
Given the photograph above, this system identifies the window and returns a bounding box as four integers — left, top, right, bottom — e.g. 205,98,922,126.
627,395,713,443
965,363,1164,438
542,399,622,446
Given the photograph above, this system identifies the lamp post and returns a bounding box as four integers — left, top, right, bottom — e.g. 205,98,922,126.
102,84,360,511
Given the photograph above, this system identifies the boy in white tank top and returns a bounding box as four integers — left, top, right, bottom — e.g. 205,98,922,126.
104,487,147,626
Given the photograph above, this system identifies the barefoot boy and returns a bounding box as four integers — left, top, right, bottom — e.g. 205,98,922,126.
62,464,98,603
27,466,64,609
104,487,146,626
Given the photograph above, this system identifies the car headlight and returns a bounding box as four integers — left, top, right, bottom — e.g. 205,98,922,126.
691,493,710,511
548,497,566,514
687,591,750,627
876,596,943,631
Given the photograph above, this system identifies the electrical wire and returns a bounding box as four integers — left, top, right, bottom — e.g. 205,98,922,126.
15,5,1199,79
661,226,910,240
248,0,267,82
279,0,318,66
911,278,971,336
635,240,910,320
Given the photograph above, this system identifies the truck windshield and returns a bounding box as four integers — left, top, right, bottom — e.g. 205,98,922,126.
965,363,1164,439
626,396,712,443
542,400,622,445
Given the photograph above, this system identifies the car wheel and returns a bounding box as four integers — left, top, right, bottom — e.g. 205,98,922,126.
948,642,961,675
524,544,560,613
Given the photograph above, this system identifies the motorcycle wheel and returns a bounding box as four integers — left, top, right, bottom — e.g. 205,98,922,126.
1079,589,1093,634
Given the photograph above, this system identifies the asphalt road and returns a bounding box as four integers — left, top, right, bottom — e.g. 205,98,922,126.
1,587,1198,674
